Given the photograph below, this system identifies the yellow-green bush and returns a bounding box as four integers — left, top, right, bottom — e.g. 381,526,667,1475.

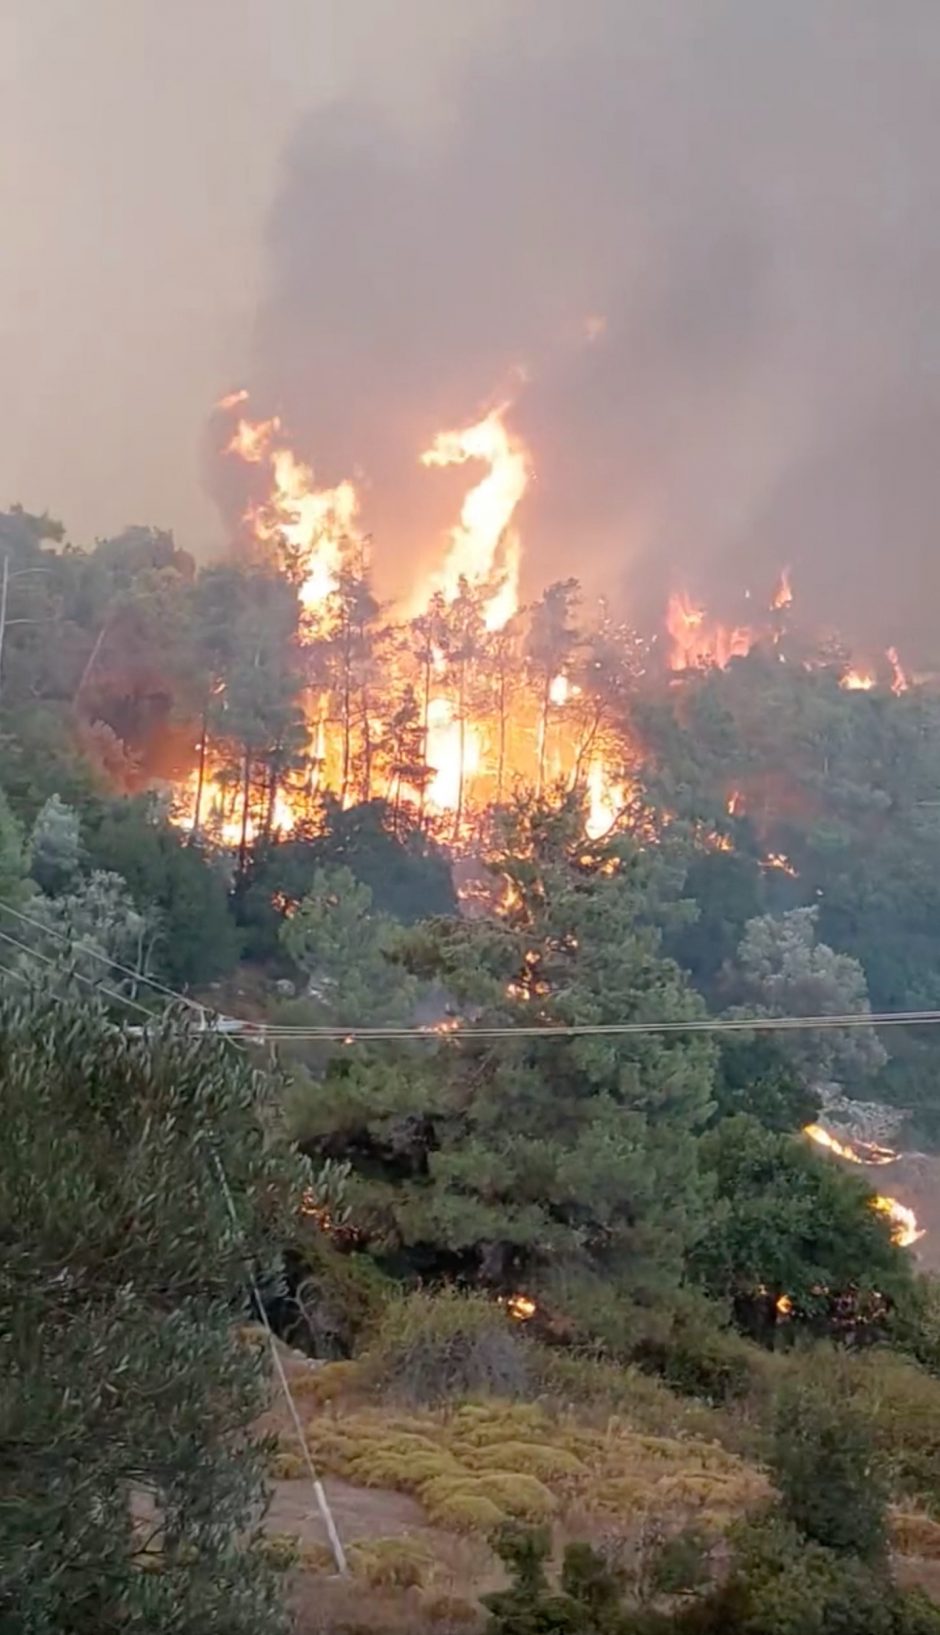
469,1471,558,1522
420,1483,507,1532
345,1445,460,1491
459,1440,588,1481
347,1536,438,1589
847,1351,940,1511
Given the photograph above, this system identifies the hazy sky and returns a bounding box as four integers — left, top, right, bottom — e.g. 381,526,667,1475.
5,3,940,653
0,0,504,549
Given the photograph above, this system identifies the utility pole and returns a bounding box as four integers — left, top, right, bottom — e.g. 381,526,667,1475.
0,557,51,702
0,554,9,702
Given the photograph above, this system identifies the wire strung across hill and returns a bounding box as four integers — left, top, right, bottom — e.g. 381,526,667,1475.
3,890,940,1041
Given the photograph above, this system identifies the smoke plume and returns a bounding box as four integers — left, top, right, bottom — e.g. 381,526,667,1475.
246,0,940,657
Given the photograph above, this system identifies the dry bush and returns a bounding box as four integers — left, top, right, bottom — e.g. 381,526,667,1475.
268,1449,306,1480
289,1360,364,1405
891,1510,940,1560
362,1290,529,1405
347,1536,439,1590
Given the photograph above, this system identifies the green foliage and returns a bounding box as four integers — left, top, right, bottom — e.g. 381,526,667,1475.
771,1380,888,1560
0,990,308,1632
0,782,27,908
710,1034,819,1133
279,862,417,1025
27,792,83,894
730,906,887,1085
238,801,456,961
300,796,717,1340
692,1115,912,1340
82,797,240,986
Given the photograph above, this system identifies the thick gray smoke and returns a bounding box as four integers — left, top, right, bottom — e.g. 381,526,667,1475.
248,1,940,657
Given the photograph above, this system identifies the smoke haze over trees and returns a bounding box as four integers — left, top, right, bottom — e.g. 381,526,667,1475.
248,0,940,657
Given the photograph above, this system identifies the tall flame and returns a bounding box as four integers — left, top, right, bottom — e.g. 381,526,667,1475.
226,399,359,616
771,567,793,611
666,591,752,671
887,646,909,696
420,406,529,631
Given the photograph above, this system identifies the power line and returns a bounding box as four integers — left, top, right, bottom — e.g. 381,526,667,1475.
4,894,940,1042
0,896,206,1015
0,925,157,1021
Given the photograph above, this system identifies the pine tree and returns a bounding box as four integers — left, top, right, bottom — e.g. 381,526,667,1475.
290,793,716,1342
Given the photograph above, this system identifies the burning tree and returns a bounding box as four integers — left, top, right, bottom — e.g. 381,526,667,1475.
285,794,717,1342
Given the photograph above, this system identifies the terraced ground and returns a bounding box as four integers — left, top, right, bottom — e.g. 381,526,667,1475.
256,1340,940,1633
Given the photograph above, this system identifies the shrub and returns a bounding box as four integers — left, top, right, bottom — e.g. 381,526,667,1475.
420,1479,507,1532
363,1290,529,1405
347,1536,437,1590
460,1440,588,1481
848,1351,940,1513
268,1450,306,1480
289,1359,364,1404
469,1471,558,1523
891,1510,940,1560
771,1379,888,1561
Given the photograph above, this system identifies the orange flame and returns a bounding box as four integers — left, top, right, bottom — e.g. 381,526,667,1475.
803,1123,898,1167
666,591,752,671
217,387,250,411
771,568,793,611
887,646,909,696
870,1195,924,1248
505,1293,537,1321
420,406,529,631
763,851,799,878
840,668,875,692
227,414,281,463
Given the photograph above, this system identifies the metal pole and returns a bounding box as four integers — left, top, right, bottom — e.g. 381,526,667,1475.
0,555,9,702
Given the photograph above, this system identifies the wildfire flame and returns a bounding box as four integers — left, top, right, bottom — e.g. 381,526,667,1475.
505,1293,537,1321
887,646,909,696
771,568,793,611
871,1196,925,1249
803,1124,922,1248
803,1123,898,1167
666,590,753,672
419,405,530,631
840,668,875,692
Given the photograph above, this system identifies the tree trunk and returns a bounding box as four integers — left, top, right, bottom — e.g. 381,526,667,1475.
238,746,252,876
190,699,209,842
452,663,466,843
536,673,551,797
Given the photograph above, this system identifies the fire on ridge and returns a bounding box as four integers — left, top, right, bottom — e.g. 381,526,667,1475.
172,392,913,851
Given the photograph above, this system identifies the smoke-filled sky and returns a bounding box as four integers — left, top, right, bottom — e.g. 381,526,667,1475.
5,2,940,652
